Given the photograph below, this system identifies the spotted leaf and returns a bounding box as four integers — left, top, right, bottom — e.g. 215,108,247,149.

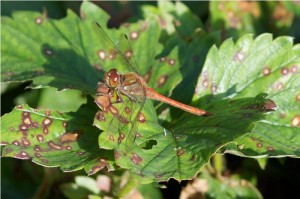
1,101,115,174
95,88,272,183
194,33,300,157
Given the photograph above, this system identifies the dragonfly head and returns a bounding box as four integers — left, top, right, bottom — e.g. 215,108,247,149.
105,68,120,88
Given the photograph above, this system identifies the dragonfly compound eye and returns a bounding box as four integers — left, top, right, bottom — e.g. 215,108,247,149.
106,69,120,88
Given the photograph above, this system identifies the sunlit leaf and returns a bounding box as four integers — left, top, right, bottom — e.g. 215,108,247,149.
194,33,300,157
95,92,272,183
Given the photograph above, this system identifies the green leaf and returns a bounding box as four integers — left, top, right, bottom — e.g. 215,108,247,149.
1,100,115,174
194,33,300,157
95,92,272,183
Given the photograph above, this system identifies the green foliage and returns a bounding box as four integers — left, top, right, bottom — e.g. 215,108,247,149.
1,1,299,198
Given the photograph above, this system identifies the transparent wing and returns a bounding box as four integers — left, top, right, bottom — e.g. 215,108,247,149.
106,90,146,151
93,22,140,74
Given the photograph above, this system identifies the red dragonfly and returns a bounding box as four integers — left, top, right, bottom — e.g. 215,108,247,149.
94,23,208,148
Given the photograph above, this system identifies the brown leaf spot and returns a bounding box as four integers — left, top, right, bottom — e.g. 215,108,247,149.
109,106,119,115
291,65,298,74
122,22,130,28
125,107,131,114
15,151,30,159
279,112,286,118
35,153,41,158
62,121,67,128
114,150,120,159
77,151,85,155
135,133,141,138
89,159,108,175
233,51,245,62
3,147,13,155
41,158,49,163
5,71,14,80
118,116,129,124
12,140,20,146
118,116,130,124
34,145,42,151
130,31,139,40
43,47,53,56
262,67,271,76
44,109,51,116
168,59,175,66
160,57,166,62
19,124,28,131
33,122,39,128
291,115,300,127
43,118,52,126
177,149,184,156
276,82,283,90
256,143,263,148
227,11,241,28
95,111,106,121
131,153,143,165
37,134,44,143
66,146,72,150
60,133,79,143
141,21,148,31
143,70,152,83
267,146,274,151
190,155,196,161
23,117,32,125
94,63,103,71
22,112,29,117
138,112,146,123
98,50,106,60
118,133,125,144
109,135,114,141
154,174,163,179
48,141,62,150
17,105,23,109
35,16,43,24
43,127,49,135
281,67,289,75
203,79,209,88
211,84,218,94
21,137,30,146
125,50,133,58
108,49,117,60
157,75,168,88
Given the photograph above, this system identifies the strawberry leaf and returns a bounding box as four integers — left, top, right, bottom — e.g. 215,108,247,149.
1,99,115,174
194,33,300,157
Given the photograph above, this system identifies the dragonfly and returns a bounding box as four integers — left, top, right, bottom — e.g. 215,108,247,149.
94,22,209,149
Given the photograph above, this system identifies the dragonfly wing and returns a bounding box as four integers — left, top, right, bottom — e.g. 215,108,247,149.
116,33,141,74
106,91,145,151
93,23,140,74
